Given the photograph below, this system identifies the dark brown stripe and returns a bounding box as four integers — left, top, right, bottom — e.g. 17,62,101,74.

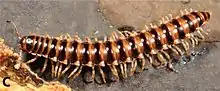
191,12,203,26
150,29,163,49
182,15,196,33
201,12,208,21
64,40,72,64
206,12,210,20
58,40,67,61
94,42,101,64
71,40,78,63
117,39,127,61
48,38,57,58
160,24,174,44
32,36,41,53
139,32,151,53
37,37,45,54
42,37,50,55
76,42,84,64
172,19,186,39
127,36,139,57
55,39,61,60
105,41,114,64
82,42,90,64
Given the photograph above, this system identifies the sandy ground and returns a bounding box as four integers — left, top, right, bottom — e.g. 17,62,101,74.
0,0,220,91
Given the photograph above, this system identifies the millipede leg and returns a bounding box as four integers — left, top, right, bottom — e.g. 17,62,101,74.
111,32,119,40
65,33,72,39
161,50,171,60
161,50,171,66
120,31,132,37
41,59,48,73
145,54,153,64
130,61,134,76
143,54,153,69
197,30,205,39
196,28,206,39
160,51,177,72
61,64,71,76
51,61,55,78
198,28,209,35
92,66,95,82
193,37,199,45
156,52,167,67
58,64,63,78
68,66,79,78
190,36,196,48
120,63,125,78
172,45,184,56
138,53,145,72
130,60,137,76
26,56,38,64
54,62,59,77
72,66,83,79
168,45,179,56
185,40,190,51
98,66,106,83
181,40,188,53
141,58,145,71
133,60,137,73
123,63,128,78
167,62,178,73
109,65,119,80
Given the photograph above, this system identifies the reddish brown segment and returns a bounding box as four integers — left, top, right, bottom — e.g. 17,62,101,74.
127,35,144,57
31,36,41,53
134,35,145,54
144,32,157,54
48,38,57,58
58,40,67,62
82,41,95,66
94,41,105,66
76,41,84,65
67,40,78,65
116,38,132,62
43,37,52,56
167,22,180,41
105,40,119,65
54,38,61,61
37,37,46,55
63,39,72,64
155,28,168,46
190,12,202,28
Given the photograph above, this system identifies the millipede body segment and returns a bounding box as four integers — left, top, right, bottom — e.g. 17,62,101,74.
16,10,211,84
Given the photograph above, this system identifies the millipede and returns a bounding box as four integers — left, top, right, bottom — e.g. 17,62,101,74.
7,9,211,84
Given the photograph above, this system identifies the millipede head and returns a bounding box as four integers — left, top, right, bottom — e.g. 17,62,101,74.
19,36,34,52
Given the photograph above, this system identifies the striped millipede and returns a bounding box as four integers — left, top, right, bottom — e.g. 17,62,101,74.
7,9,211,84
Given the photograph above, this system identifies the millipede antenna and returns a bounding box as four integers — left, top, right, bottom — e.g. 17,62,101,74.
6,20,21,40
